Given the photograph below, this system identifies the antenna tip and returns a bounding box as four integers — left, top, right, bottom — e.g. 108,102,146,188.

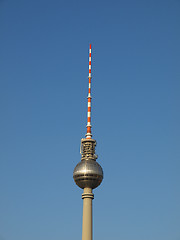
89,44,92,49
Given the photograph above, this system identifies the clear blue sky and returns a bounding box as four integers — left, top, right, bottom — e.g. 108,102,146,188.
0,0,180,240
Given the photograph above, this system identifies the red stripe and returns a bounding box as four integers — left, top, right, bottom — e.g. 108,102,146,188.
87,126,91,133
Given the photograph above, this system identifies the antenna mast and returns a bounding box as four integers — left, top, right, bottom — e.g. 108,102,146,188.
86,44,92,139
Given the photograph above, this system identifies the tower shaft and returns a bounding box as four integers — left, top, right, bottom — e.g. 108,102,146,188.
82,188,94,240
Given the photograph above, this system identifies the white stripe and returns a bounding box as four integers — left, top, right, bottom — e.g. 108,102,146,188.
87,112,91,117
89,49,91,53
89,57,91,61
89,83,91,88
88,102,91,107
89,65,91,69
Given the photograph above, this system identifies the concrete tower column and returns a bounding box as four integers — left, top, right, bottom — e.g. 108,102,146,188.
82,188,94,240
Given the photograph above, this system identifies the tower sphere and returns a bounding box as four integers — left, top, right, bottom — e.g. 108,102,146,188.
73,159,103,189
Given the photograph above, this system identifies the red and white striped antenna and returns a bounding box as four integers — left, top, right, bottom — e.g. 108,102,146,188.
86,44,92,139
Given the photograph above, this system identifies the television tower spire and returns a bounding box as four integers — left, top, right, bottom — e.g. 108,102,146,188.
73,44,103,240
86,44,92,139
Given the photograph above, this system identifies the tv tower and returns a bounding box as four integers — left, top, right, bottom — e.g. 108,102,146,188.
73,44,103,240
